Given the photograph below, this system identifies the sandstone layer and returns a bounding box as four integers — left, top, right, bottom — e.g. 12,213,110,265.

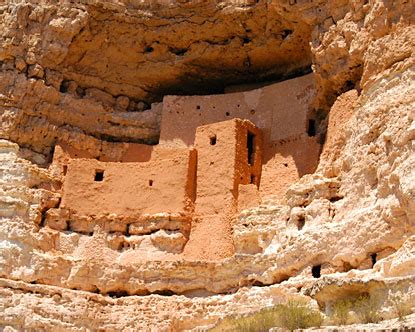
0,0,414,331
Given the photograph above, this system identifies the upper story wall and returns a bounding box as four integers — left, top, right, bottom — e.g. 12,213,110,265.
160,73,321,198
160,73,315,147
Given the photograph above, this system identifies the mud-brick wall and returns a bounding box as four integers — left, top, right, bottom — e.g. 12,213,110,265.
161,73,321,197
194,119,262,215
61,147,197,217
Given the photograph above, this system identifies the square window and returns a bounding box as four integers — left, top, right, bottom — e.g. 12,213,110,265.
94,170,104,181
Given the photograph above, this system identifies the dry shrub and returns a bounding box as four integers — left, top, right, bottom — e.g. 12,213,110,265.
390,293,414,321
329,294,382,325
331,299,353,325
233,309,277,332
278,300,323,331
353,295,382,324
209,308,277,332
210,300,323,332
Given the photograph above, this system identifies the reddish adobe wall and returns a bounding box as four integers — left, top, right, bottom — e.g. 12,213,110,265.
261,136,321,197
160,73,314,145
61,147,197,217
160,73,321,198
194,119,262,214
183,119,262,260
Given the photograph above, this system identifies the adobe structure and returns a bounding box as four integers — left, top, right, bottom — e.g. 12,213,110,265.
46,73,320,260
160,73,320,198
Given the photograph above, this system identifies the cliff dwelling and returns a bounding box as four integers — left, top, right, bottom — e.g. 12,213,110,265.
44,74,321,260
3,1,414,329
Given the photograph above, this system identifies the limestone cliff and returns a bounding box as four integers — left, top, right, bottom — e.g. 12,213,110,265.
0,0,414,330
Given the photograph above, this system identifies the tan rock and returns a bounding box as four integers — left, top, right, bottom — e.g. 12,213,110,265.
14,57,26,72
27,64,44,79
0,0,414,330
116,95,129,110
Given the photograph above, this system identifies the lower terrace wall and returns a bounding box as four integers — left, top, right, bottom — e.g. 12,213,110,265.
60,147,197,217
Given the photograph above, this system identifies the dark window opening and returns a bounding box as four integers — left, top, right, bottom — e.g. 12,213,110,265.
312,265,321,278
307,119,316,137
225,112,230,116
169,47,188,56
210,135,217,146
344,80,355,91
329,196,343,202
153,290,176,296
94,170,104,181
59,81,69,93
63,165,68,176
149,180,153,187
371,253,377,267
250,175,256,184
144,46,154,53
242,36,251,44
297,215,305,230
282,29,293,39
107,291,129,298
247,131,256,165
48,145,56,163
196,105,201,110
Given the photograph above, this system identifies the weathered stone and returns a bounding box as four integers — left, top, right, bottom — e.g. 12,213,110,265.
0,0,414,330
14,57,26,72
27,64,44,79
116,95,129,110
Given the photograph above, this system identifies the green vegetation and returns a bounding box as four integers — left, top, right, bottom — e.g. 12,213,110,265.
210,300,323,332
278,300,323,331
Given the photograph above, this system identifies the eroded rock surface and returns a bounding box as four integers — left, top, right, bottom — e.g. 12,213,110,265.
0,0,414,330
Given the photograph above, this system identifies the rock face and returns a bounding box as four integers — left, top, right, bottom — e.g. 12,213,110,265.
1,0,415,331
